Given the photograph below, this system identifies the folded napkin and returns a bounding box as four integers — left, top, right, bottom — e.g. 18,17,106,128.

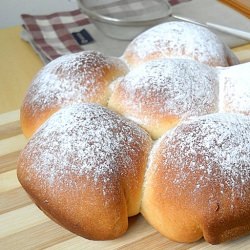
21,9,90,63
219,0,250,18
21,1,190,63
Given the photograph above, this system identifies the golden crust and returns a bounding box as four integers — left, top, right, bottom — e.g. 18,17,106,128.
142,113,250,244
20,51,128,138
109,88,180,140
109,58,218,139
20,105,59,138
19,168,129,240
17,103,152,240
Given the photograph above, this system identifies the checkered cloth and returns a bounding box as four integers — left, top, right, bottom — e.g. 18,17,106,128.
21,0,191,63
21,9,90,62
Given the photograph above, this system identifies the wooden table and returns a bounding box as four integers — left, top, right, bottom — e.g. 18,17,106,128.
1,26,250,250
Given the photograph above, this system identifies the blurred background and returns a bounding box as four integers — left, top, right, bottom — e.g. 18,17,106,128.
0,0,78,28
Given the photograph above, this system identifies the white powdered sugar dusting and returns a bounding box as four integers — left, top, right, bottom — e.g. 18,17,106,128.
20,103,150,193
160,113,250,204
123,21,229,67
218,63,250,115
23,51,127,115
113,58,219,118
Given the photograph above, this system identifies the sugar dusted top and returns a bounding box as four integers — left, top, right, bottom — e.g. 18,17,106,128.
155,113,250,203
22,51,127,115
111,58,219,119
19,103,151,193
123,21,234,67
219,62,250,115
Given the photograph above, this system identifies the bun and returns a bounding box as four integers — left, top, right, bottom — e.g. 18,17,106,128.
219,63,250,116
17,103,152,240
142,113,250,244
21,50,128,138
109,58,219,139
17,21,250,244
122,21,239,68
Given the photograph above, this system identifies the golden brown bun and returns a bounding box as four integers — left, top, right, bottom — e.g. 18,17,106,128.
122,21,239,69
142,113,250,244
109,58,219,139
20,51,128,138
17,103,152,240
218,62,250,115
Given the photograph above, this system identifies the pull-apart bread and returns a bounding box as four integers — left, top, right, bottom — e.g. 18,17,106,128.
17,21,250,244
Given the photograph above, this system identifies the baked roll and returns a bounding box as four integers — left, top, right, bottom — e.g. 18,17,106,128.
17,20,250,245
17,103,152,240
218,62,250,115
109,58,219,139
122,21,239,68
20,51,128,138
142,113,250,244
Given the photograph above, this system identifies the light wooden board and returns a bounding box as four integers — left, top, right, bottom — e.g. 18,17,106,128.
0,46,250,250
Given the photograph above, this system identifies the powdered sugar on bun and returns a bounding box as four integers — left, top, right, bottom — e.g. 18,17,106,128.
160,113,250,196
142,113,250,244
21,51,128,138
122,21,239,68
17,103,152,240
218,62,250,115
109,58,219,139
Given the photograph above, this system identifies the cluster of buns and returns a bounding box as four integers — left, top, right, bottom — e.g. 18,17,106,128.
17,21,250,245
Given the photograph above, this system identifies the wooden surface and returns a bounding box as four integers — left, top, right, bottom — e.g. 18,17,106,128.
0,25,250,249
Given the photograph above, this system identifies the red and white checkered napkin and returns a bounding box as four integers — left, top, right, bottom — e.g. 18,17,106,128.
21,9,90,63
21,1,190,63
